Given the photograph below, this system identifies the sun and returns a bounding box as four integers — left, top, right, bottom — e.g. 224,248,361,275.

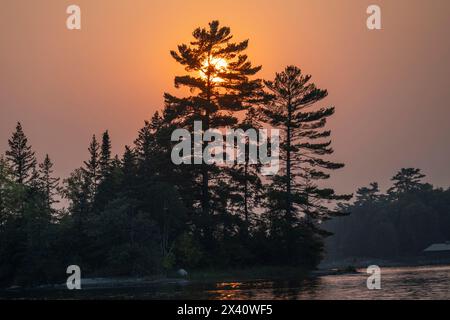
200,57,228,83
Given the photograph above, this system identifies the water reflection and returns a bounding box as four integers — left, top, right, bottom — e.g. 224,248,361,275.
203,266,450,300
206,279,317,300
2,265,450,299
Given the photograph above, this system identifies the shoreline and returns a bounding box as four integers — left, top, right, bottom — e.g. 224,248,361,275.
320,257,450,270
4,260,450,293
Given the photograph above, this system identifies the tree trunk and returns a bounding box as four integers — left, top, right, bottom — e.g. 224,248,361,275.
286,99,292,220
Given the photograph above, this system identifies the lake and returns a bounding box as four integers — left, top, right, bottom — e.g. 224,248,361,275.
2,265,450,299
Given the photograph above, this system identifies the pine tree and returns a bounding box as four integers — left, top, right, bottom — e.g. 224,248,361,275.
37,154,60,212
388,168,428,196
263,66,351,224
261,66,351,267
355,182,381,206
165,20,264,231
6,122,37,185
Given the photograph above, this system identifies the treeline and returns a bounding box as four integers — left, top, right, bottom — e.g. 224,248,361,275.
0,21,349,287
325,168,450,260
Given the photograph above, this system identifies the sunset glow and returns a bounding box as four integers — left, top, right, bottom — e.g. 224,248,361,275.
200,57,228,83
1,0,450,302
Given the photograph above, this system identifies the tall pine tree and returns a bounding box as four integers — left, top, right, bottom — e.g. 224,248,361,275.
261,66,351,266
263,66,351,223
165,20,264,242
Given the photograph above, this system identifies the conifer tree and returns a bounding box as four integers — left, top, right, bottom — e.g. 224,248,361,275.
6,122,37,185
0,157,18,223
122,146,137,186
0,157,8,220
262,66,351,225
134,117,157,179
165,20,264,226
388,168,427,196
64,168,90,218
93,131,120,212
82,135,101,203
99,130,112,179
37,154,60,212
227,108,264,235
134,111,181,187
355,182,381,206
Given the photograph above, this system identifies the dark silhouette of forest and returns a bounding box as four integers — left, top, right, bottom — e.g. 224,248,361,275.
0,20,364,287
325,168,450,261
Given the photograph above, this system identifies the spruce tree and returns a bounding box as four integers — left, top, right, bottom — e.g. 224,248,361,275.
99,130,112,179
122,146,137,186
82,135,101,203
37,154,60,212
133,112,180,186
134,115,160,177
6,122,37,185
93,131,120,212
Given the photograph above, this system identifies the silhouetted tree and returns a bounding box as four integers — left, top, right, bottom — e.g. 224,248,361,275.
388,168,428,196
64,168,90,221
165,20,264,245
260,66,351,266
0,23,370,285
355,182,381,206
99,130,112,179
325,169,450,260
0,157,21,223
37,154,60,215
262,66,351,223
121,145,137,194
82,135,101,204
134,117,156,180
227,108,264,236
6,122,37,185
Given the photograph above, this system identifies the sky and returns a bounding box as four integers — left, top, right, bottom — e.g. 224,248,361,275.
1,0,450,197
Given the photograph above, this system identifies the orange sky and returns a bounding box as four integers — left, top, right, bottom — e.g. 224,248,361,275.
1,0,450,195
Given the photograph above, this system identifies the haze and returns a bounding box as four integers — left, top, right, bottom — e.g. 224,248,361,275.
1,0,450,196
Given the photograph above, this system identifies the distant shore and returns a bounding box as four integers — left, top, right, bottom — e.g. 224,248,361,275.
320,257,450,270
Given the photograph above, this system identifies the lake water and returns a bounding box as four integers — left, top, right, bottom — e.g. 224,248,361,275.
2,265,450,299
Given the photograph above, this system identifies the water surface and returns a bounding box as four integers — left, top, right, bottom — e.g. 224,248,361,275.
2,265,450,300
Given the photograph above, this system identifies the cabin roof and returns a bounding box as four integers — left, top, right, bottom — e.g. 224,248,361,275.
424,243,450,252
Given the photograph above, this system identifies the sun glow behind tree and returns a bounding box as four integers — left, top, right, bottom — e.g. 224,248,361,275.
199,57,229,83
